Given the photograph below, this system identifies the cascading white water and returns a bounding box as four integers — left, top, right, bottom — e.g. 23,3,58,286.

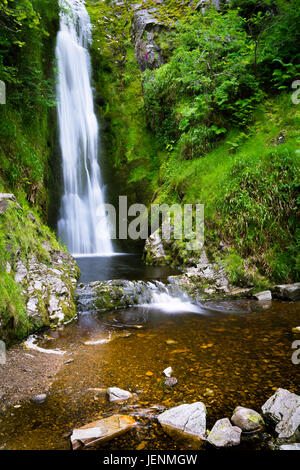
141,281,203,313
56,0,113,255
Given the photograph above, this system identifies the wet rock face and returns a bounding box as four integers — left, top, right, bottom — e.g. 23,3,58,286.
107,387,133,402
132,8,164,71
158,402,206,440
207,418,242,447
1,193,79,336
261,388,300,443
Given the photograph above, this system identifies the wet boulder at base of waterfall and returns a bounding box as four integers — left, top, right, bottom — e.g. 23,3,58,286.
207,418,242,447
107,387,133,402
70,415,137,450
231,406,264,432
158,402,206,442
273,283,300,301
261,388,300,443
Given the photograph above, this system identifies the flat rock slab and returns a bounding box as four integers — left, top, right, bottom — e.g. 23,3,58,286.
207,418,241,447
231,406,264,432
107,387,133,402
70,415,136,450
158,402,206,440
262,388,300,442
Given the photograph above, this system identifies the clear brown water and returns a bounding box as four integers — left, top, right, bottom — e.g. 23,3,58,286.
0,296,299,450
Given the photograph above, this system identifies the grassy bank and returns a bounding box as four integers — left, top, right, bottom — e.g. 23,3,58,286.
88,0,300,283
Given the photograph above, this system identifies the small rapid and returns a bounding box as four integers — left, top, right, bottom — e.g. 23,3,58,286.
138,281,204,314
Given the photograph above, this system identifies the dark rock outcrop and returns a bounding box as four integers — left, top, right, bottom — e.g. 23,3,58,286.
131,8,164,71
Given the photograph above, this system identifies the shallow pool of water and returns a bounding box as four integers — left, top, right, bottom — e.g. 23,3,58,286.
76,254,180,283
0,298,299,450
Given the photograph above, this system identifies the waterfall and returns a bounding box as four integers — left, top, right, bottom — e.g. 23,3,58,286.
56,0,113,255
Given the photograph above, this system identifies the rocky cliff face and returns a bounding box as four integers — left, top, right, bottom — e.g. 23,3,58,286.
0,193,79,344
131,7,164,71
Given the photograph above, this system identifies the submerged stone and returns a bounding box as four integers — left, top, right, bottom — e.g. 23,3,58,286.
253,290,272,301
107,387,133,402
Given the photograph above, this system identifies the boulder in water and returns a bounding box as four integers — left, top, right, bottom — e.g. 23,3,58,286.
31,393,47,404
253,290,272,301
207,418,242,447
231,406,264,432
279,443,300,450
158,402,206,441
70,414,137,450
107,387,133,402
164,377,178,387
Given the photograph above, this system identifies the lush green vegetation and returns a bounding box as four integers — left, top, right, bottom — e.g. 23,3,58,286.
0,1,66,343
0,0,58,207
88,0,299,283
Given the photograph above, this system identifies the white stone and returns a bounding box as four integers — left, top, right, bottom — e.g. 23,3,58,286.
158,402,206,440
262,388,300,441
207,418,241,447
